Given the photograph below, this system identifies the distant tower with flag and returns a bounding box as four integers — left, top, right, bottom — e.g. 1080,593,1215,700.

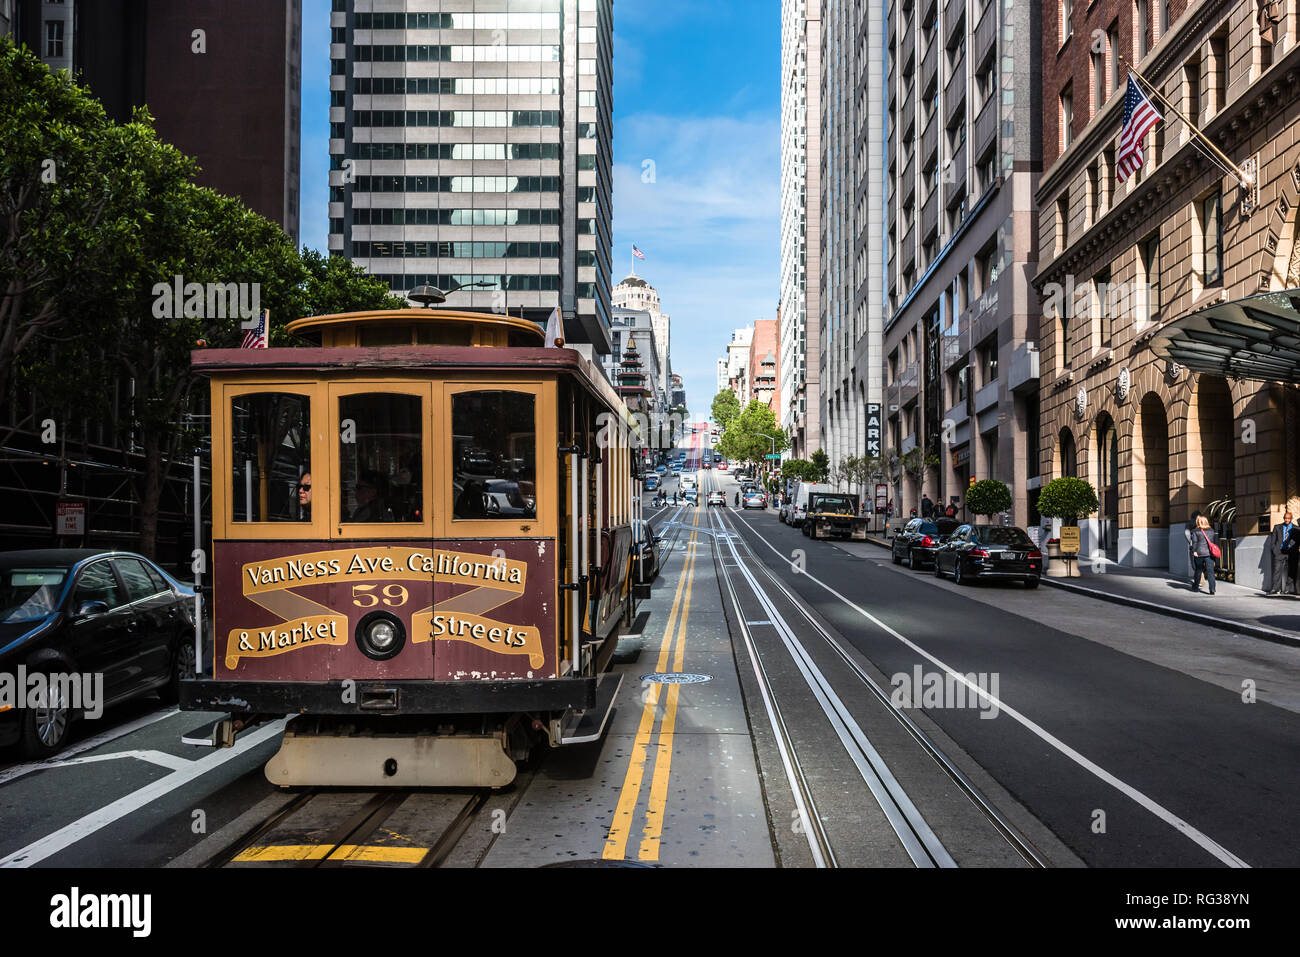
612,272,670,398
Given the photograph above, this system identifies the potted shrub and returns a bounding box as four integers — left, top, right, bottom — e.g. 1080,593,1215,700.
1035,477,1099,577
965,479,1013,522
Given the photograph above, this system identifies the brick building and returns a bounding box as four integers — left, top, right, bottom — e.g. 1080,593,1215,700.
749,319,780,413
1034,0,1300,588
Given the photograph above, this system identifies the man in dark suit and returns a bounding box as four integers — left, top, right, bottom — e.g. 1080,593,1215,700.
1269,510,1298,595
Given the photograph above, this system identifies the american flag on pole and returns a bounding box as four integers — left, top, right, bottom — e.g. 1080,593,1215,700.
632,244,645,260
1117,73,1163,183
241,308,269,349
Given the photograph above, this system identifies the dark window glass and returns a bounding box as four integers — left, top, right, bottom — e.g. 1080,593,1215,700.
231,394,311,522
974,526,1034,546
0,567,67,622
75,562,122,610
1203,192,1222,285
452,392,537,520
339,394,424,523
116,558,162,603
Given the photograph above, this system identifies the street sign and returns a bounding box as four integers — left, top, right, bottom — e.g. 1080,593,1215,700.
865,403,882,459
56,501,85,536
765,454,782,460
875,483,888,514
1059,526,1080,554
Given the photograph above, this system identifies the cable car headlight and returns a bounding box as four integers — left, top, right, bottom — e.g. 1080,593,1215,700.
356,611,406,660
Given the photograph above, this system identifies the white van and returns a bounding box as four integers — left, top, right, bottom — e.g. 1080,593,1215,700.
786,482,835,528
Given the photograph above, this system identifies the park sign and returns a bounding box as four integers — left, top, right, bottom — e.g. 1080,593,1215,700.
865,403,882,458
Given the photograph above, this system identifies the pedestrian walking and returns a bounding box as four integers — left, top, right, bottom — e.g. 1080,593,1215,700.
1268,510,1298,595
1189,515,1220,595
920,493,935,518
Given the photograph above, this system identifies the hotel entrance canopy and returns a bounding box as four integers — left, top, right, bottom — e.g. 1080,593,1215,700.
1149,290,1300,384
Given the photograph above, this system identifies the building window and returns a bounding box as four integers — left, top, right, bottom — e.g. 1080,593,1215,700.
44,19,63,58
1060,0,1073,46
1185,54,1202,124
1092,47,1106,113
1093,267,1113,347
1202,191,1223,286
1139,232,1161,323
1060,84,1074,150
1056,193,1070,253
978,338,999,387
1088,163,1101,225
1108,23,1120,92
1136,0,1150,58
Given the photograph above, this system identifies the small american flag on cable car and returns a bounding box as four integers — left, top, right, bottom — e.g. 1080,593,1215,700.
1116,73,1163,183
240,308,269,349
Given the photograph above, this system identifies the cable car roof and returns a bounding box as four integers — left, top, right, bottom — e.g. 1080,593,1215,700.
285,308,545,345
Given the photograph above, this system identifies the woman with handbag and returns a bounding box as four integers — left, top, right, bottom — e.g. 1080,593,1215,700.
1190,515,1220,595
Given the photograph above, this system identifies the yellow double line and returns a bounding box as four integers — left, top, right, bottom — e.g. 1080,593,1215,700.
602,505,700,861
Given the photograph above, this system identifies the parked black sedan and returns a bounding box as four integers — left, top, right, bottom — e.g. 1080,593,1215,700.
891,518,961,569
636,519,666,582
933,525,1042,587
0,550,196,757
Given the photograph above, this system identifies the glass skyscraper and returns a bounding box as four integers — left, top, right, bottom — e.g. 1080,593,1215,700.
328,0,613,350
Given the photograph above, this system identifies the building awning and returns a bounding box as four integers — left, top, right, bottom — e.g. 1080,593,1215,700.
1149,289,1300,384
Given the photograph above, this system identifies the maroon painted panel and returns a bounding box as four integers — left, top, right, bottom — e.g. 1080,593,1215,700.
433,540,557,680
213,540,557,682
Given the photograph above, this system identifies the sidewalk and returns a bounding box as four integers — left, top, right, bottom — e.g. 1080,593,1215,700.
862,532,1300,647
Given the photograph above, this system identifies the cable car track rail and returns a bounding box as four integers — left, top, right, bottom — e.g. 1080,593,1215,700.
715,501,1048,869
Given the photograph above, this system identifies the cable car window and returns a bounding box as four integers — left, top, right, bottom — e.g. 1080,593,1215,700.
339,393,423,523
451,391,536,520
231,393,311,522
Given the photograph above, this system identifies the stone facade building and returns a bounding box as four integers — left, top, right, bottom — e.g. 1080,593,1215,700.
1034,0,1300,588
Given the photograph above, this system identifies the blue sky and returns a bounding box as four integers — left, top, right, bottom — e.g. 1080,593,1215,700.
300,0,782,417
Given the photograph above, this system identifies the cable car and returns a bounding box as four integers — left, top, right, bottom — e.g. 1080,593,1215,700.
180,308,645,788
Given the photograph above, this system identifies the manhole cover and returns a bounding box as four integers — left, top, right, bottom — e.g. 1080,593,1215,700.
542,859,659,868
639,672,713,684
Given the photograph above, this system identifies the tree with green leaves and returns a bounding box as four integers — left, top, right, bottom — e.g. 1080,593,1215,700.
810,448,830,482
0,39,406,556
711,389,741,433
781,458,820,482
965,478,1013,519
717,399,788,467
1036,477,1099,525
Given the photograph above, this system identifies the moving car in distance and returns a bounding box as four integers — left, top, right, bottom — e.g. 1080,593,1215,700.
0,549,196,757
683,489,699,505
742,491,768,509
644,474,661,492
934,524,1042,588
891,518,962,569
707,490,726,507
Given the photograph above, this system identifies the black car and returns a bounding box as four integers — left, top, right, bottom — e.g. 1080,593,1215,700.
934,525,1042,587
0,550,196,757
633,519,663,584
891,518,962,569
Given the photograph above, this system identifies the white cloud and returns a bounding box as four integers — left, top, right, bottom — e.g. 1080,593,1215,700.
612,112,780,413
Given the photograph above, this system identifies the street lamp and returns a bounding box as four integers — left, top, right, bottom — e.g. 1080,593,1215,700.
408,280,494,307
